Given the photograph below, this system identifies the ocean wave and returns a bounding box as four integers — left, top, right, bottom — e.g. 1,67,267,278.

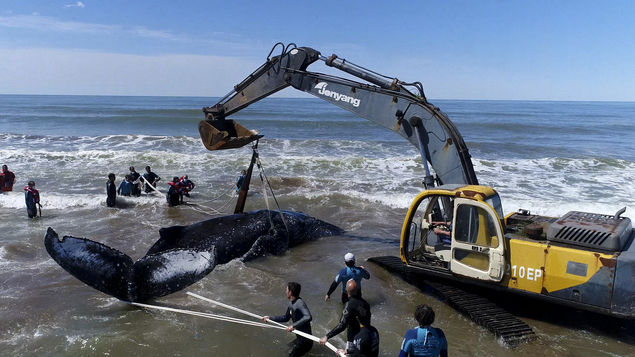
0,141,632,220
0,191,164,210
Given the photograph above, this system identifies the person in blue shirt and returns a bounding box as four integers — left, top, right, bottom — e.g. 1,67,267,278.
235,169,247,193
117,175,133,196
399,304,448,357
325,252,370,304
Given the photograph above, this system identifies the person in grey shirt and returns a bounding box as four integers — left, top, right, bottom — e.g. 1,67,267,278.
263,282,313,357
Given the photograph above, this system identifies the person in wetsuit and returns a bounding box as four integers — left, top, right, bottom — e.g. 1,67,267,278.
263,282,313,357
143,166,161,193
24,181,40,218
320,280,371,350
340,315,380,357
129,166,141,197
325,252,370,303
1,165,16,192
106,173,116,207
166,176,182,207
398,304,448,357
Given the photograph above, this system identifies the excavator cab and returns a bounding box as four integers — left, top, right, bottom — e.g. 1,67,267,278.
401,185,506,282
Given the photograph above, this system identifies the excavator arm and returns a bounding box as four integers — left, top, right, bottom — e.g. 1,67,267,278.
201,43,478,187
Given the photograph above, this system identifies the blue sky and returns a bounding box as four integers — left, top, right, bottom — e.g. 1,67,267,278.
0,1,633,100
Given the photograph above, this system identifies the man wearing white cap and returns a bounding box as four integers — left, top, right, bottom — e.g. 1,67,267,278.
324,252,370,303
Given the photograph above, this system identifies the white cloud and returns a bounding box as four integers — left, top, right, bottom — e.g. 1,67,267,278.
0,14,189,42
0,13,252,50
64,1,85,8
0,48,268,97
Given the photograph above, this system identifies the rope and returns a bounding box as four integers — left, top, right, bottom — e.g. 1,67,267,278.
207,186,236,201
256,156,290,238
140,175,161,194
184,185,237,216
130,302,282,330
186,292,343,355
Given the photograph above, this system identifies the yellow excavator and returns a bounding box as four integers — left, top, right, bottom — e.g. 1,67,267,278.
198,43,634,326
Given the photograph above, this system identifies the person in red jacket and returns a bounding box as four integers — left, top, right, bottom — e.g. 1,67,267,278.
1,165,16,192
24,181,40,218
166,176,183,206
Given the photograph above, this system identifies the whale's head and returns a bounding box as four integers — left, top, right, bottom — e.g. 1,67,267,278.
273,211,343,247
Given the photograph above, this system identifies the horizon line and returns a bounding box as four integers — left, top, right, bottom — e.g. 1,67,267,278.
1,92,633,104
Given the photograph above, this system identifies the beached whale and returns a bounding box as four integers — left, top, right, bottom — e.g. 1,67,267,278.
44,210,342,302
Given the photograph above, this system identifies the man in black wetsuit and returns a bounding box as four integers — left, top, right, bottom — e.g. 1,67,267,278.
129,166,141,197
143,166,161,193
106,173,116,207
340,315,380,357
320,280,371,350
263,282,313,357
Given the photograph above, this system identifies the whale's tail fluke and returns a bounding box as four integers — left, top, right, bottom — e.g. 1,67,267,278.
44,228,216,302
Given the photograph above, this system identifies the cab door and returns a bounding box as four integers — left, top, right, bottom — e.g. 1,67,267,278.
450,198,505,281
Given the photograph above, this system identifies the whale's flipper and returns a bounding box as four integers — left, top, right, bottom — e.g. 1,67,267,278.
131,247,216,301
45,228,217,302
44,227,133,301
241,233,288,262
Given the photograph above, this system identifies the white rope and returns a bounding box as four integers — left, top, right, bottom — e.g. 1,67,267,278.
207,186,236,201
130,302,282,330
140,175,161,194
186,292,343,355
256,157,290,237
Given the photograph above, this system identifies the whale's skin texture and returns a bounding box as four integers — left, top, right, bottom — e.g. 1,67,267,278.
44,210,342,302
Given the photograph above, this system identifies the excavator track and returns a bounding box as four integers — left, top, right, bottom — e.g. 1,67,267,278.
368,256,536,345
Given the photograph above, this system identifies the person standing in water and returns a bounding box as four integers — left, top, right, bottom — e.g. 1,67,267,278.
166,176,182,207
129,166,141,197
1,165,16,192
24,181,40,218
143,166,161,193
398,304,448,357
117,175,133,196
320,280,371,350
106,173,117,207
325,252,371,303
338,315,380,357
263,282,313,357
179,175,195,197
236,169,247,193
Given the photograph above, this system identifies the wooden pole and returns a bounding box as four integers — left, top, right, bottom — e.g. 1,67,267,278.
234,142,259,214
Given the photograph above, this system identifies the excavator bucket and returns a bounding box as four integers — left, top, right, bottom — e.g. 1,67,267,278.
198,119,263,151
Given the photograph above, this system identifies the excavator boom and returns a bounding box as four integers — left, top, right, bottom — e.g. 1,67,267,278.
201,43,478,187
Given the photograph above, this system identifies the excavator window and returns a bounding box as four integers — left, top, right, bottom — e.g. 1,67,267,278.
453,203,500,272
405,195,454,268
454,204,499,248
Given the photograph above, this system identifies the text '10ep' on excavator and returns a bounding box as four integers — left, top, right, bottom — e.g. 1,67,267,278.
196,43,634,323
